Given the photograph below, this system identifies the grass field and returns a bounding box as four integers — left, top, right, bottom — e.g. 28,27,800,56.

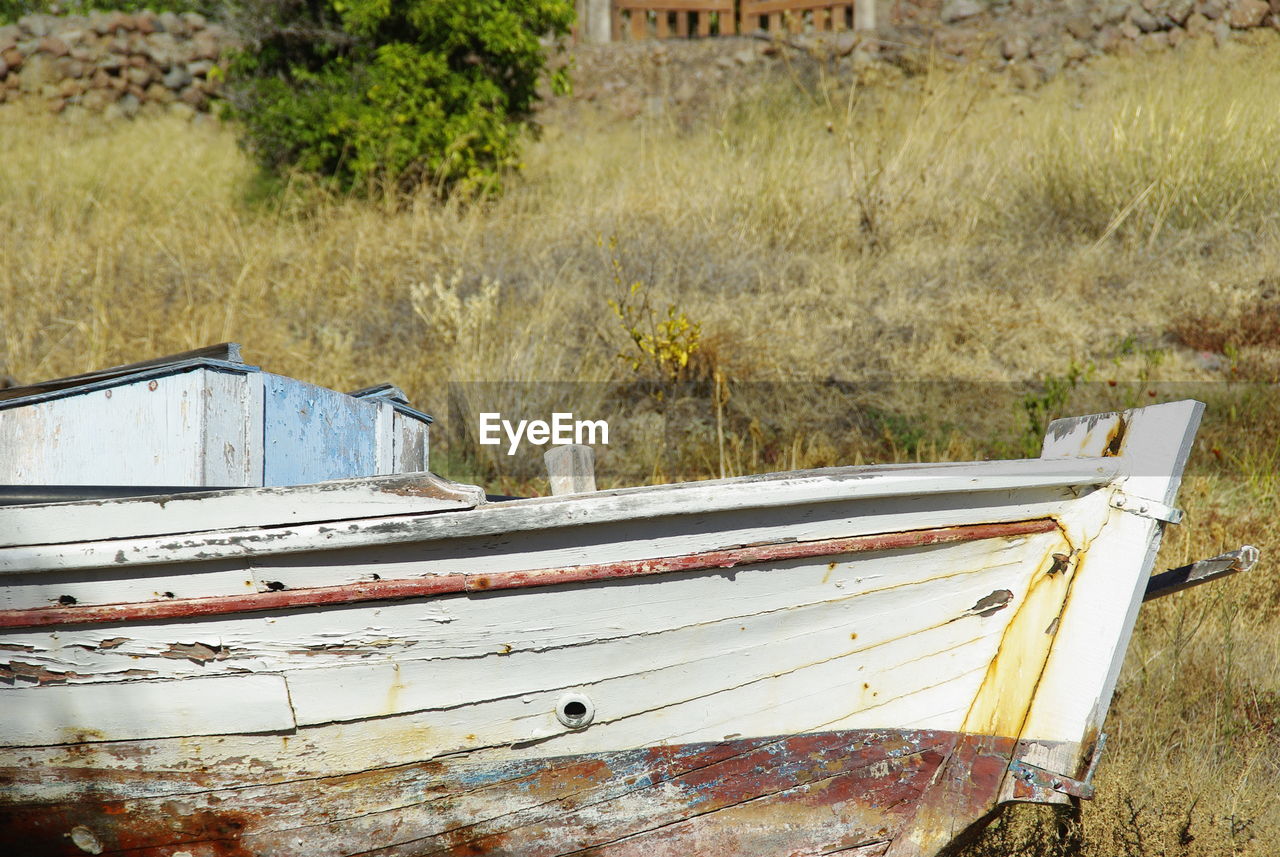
1,32,1277,855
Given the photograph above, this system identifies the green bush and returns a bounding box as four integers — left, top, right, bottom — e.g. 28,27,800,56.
224,0,575,197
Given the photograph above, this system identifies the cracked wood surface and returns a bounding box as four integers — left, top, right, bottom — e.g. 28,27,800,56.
0,728,1018,857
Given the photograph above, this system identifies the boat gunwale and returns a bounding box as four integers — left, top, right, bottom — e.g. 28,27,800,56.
0,456,1118,573
0,518,1061,630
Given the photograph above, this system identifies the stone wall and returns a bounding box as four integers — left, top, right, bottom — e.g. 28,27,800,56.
890,0,1280,78
3,2,1280,121
0,11,234,118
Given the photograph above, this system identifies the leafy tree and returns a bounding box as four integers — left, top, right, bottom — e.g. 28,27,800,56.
223,0,575,197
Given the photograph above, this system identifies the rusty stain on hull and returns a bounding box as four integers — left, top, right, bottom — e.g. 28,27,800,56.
0,728,1028,857
0,520,1057,630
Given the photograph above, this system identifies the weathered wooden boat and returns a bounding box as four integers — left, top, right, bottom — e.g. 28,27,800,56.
0,349,1258,857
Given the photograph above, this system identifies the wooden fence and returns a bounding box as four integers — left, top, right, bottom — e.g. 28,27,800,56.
579,0,875,42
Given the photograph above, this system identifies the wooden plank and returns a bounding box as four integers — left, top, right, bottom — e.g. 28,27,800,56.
0,487,1084,577
618,0,731,10
697,9,711,35
743,10,758,30
832,3,845,30
200,368,257,486
745,0,840,16
545,444,596,495
631,7,647,38
0,520,1056,629
0,343,242,403
282,537,1052,726
0,472,482,550
0,370,211,486
813,7,828,30
612,4,623,39
2,673,294,746
676,9,689,35
0,529,1055,690
719,9,735,34
656,10,670,37
1005,401,1204,797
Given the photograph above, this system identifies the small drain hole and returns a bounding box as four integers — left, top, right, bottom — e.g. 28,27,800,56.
555,693,595,729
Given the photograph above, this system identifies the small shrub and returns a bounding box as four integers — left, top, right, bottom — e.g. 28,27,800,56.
223,0,575,197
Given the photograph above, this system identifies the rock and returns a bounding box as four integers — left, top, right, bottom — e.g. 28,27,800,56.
1103,0,1132,22
82,86,119,110
182,12,208,31
64,60,85,79
163,65,193,89
158,12,188,36
1064,36,1091,60
135,12,158,35
1168,24,1188,44
733,47,756,65
1120,20,1142,38
18,52,57,93
940,0,985,23
1065,14,1095,38
187,59,215,77
96,53,123,71
37,36,69,57
1199,1,1225,19
1167,0,1197,23
145,82,174,104
125,65,152,87
1,47,20,71
178,84,206,107
1129,8,1161,30
17,15,54,37
168,101,195,120
57,77,83,98
1228,0,1270,26
1214,17,1233,40
1001,32,1030,59
146,33,179,68
1186,10,1214,33
190,33,220,61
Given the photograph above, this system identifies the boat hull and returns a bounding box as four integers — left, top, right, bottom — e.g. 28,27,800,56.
2,728,1033,857
0,401,1208,857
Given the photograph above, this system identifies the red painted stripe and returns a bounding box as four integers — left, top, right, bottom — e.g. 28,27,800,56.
0,519,1056,630
465,520,1058,592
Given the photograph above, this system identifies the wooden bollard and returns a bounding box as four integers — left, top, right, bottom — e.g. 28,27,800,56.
545,445,597,495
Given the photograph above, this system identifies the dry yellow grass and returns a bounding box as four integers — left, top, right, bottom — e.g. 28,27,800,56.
1,33,1277,855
